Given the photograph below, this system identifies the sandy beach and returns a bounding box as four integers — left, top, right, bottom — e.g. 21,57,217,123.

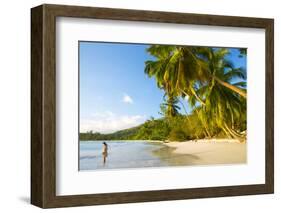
165,139,247,165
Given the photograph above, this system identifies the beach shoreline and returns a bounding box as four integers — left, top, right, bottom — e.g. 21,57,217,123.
80,139,163,143
163,139,247,165
80,138,247,169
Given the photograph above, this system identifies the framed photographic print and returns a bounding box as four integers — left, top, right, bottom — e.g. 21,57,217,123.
31,4,274,208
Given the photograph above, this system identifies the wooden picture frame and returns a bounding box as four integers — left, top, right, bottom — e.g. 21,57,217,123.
31,4,274,208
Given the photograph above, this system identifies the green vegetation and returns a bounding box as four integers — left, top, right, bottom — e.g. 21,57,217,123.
80,116,183,141
80,126,140,141
80,46,247,142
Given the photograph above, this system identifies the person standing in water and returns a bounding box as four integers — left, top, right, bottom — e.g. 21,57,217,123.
102,142,108,165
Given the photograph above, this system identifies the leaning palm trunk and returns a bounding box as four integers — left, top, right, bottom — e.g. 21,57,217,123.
213,76,247,98
180,89,205,106
224,123,245,140
221,126,232,138
220,123,236,139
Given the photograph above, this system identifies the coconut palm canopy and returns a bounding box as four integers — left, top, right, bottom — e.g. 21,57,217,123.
79,42,246,141
144,45,247,139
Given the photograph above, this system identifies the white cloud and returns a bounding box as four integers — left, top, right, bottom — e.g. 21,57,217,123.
122,93,133,104
80,111,145,134
91,110,114,117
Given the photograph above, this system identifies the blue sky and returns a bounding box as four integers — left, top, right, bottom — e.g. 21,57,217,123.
79,42,246,133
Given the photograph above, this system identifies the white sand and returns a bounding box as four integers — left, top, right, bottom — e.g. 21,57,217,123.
165,139,247,165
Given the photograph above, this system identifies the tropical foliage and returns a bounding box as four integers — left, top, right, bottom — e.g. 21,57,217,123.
80,46,247,142
145,45,247,140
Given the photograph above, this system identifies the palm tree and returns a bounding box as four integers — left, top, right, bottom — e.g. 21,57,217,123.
196,47,247,98
182,48,246,138
160,94,181,117
195,59,247,138
203,87,246,138
145,45,247,139
145,45,247,101
194,48,247,138
145,45,209,106
187,95,212,138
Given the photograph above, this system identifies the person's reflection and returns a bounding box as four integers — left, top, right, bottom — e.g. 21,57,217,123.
102,142,108,165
